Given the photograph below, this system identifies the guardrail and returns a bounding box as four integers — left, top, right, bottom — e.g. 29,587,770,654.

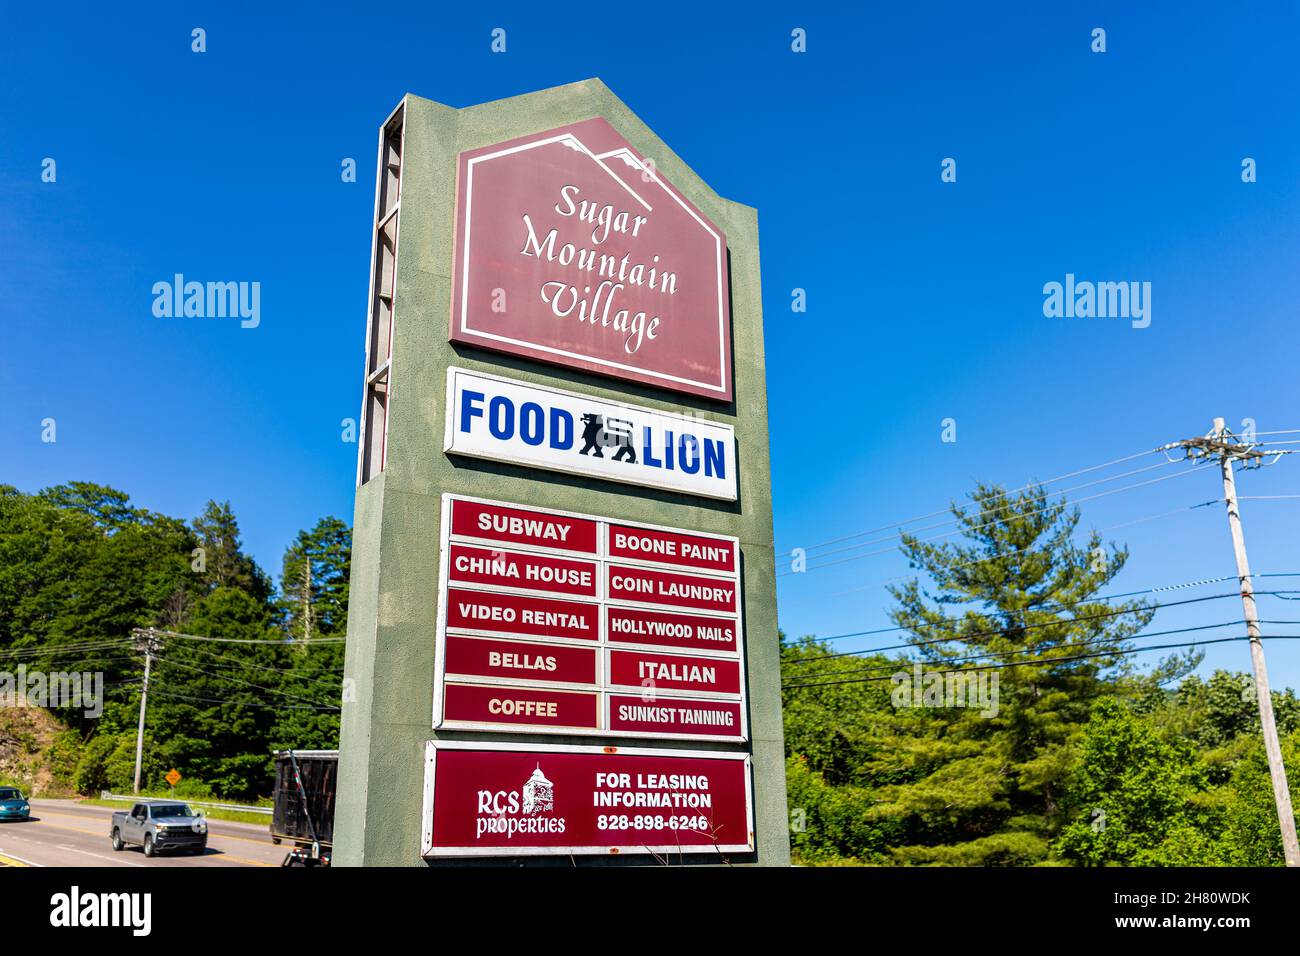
99,791,273,816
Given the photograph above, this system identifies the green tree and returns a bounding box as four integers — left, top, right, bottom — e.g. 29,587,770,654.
191,500,271,602
780,636,911,863
879,483,1155,863
1056,697,1206,865
1213,735,1300,866
781,482,1162,865
0,484,347,800
279,517,351,640
0,483,195,732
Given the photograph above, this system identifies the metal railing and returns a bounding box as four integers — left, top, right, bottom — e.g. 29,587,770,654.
99,791,272,816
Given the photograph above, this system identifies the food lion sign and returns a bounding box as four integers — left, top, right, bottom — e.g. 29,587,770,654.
444,367,737,501
450,118,733,402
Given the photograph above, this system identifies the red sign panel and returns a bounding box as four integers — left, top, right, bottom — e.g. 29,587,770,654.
437,495,746,741
443,684,599,731
450,118,733,402
606,605,738,653
607,564,738,614
607,695,743,738
608,649,742,695
449,498,598,554
608,523,736,573
448,543,597,598
445,588,598,642
424,744,753,857
443,635,597,686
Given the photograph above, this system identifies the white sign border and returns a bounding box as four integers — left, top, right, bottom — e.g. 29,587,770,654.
420,739,755,858
443,366,739,502
432,493,750,744
456,128,730,398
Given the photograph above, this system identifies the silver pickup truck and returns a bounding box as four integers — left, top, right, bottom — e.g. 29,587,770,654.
110,801,208,857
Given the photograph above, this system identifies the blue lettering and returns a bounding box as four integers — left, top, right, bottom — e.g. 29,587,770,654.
489,396,514,440
679,434,700,474
550,408,573,450
459,389,485,433
664,430,674,471
643,426,662,468
703,438,726,479
520,402,544,446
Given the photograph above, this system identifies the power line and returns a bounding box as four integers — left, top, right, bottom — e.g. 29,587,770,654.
789,458,1182,563
784,620,1253,684
1104,500,1223,529
782,573,1257,649
158,657,340,709
783,590,1251,661
184,641,343,690
780,634,1300,691
0,639,134,660
788,619,1300,684
143,627,344,646
776,462,1218,577
782,497,1224,604
0,652,140,672
775,444,1171,556
149,688,339,712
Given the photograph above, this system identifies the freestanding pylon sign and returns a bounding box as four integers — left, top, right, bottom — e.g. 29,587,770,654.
335,79,788,865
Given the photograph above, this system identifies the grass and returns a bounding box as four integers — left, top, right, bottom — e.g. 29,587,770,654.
80,793,275,827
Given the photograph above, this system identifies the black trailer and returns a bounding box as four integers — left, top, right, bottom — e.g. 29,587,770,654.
271,749,337,866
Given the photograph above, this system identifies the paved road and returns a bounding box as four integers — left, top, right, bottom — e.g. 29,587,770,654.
0,799,286,867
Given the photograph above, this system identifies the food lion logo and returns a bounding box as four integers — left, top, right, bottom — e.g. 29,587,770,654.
579,414,636,463
475,764,566,839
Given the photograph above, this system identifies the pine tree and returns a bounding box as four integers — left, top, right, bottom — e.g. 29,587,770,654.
278,517,351,640
191,500,270,601
871,482,1156,864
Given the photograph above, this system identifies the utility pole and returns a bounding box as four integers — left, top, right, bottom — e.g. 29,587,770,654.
131,628,161,795
1172,418,1300,866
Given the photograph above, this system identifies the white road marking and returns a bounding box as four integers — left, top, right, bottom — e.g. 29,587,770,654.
56,843,145,867
0,847,44,866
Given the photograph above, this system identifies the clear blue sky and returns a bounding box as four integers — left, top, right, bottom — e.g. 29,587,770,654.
3,3,1298,685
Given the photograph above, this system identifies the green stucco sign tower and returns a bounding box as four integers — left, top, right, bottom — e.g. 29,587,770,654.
335,79,788,865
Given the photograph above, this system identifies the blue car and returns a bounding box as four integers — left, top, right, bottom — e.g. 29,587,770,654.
0,787,30,821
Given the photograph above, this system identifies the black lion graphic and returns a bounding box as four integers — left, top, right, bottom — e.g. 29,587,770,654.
579,414,636,463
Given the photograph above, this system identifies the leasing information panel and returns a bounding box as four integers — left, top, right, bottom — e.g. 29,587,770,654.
421,742,754,858
432,494,747,743
421,738,759,858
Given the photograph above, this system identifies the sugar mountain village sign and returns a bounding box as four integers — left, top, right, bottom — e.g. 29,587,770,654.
335,80,788,866
450,117,732,402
